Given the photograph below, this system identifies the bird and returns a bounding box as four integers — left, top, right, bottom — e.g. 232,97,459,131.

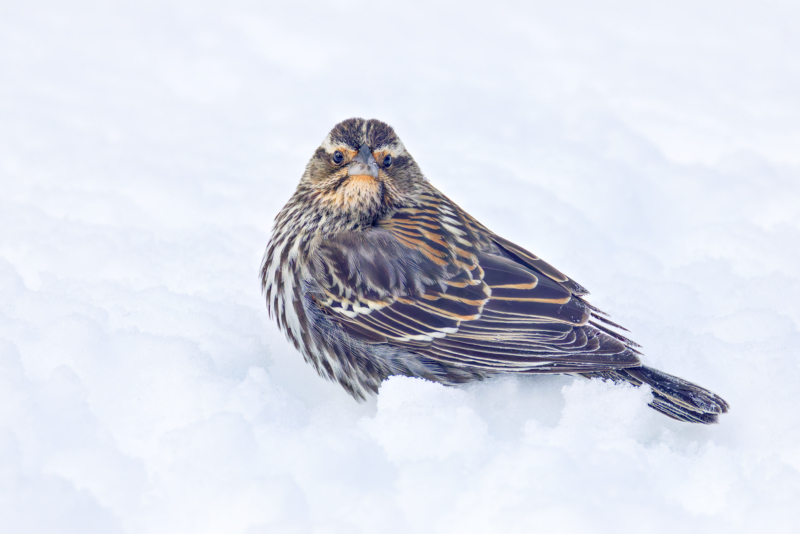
261,118,729,424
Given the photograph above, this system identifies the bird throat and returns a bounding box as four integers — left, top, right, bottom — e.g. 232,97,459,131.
326,174,383,212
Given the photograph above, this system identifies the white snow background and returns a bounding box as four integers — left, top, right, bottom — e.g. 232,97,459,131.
2,1,799,532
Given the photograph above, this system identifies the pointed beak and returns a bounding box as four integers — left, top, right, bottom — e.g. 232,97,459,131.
348,144,379,179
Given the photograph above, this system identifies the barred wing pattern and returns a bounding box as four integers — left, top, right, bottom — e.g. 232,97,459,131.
307,191,643,380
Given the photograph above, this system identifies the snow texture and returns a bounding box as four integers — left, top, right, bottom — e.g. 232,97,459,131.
1,1,799,532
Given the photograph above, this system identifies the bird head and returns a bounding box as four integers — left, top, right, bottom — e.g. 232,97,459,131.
294,118,427,232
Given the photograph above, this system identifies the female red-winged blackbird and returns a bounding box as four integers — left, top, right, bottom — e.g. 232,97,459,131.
261,118,729,424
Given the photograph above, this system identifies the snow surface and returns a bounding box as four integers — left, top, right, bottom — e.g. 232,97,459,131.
2,1,800,532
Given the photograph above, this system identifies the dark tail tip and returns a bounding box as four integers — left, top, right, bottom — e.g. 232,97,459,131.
582,365,729,425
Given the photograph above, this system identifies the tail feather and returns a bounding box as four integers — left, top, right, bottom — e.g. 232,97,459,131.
581,366,730,424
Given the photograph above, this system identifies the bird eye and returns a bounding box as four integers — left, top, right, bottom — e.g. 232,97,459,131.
383,155,392,168
332,150,344,164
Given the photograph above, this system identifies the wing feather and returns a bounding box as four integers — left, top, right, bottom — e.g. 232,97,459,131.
308,196,641,375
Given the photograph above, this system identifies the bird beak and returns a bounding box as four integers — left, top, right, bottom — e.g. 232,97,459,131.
348,144,379,179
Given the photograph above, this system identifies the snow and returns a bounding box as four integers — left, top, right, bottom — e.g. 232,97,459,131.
1,0,799,532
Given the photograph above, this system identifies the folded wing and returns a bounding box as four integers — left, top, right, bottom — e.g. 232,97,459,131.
308,197,641,374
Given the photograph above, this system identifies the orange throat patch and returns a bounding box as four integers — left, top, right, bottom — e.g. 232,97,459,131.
347,174,378,184
321,175,383,210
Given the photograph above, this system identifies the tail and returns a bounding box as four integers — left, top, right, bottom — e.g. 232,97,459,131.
581,366,730,424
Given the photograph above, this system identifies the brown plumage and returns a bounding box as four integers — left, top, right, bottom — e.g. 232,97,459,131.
261,118,729,424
